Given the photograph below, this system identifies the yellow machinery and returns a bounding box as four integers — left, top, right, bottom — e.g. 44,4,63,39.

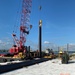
44,52,55,59
13,52,25,59
59,50,63,58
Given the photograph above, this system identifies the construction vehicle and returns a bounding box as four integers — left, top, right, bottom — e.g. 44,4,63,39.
9,0,32,59
0,0,32,61
43,48,56,59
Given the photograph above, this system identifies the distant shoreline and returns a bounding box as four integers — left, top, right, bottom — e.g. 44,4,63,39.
0,50,75,55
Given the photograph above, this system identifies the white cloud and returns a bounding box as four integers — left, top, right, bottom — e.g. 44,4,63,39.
69,43,75,46
44,41,50,44
0,38,13,50
0,40,3,44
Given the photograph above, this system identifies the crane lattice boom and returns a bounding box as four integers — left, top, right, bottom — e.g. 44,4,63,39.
20,0,32,47
13,0,32,47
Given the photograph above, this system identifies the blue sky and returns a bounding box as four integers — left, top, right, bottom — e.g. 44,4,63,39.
0,0,75,50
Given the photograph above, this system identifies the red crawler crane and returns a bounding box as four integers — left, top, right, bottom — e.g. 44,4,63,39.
9,0,32,55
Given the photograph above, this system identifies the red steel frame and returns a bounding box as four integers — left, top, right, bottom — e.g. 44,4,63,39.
9,0,32,53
